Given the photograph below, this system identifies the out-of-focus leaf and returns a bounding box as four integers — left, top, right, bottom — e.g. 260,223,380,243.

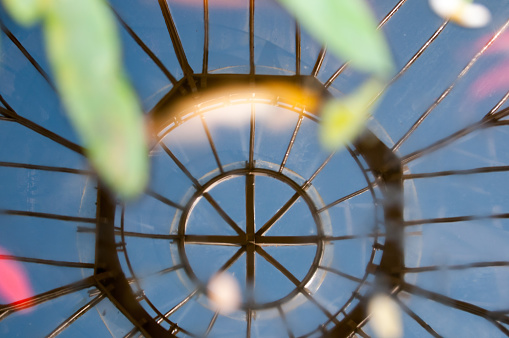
2,0,49,26
44,0,148,198
277,0,393,78
320,80,383,150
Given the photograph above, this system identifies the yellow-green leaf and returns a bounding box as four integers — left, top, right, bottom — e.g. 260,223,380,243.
320,80,383,150
277,0,393,78
44,0,148,198
2,0,49,26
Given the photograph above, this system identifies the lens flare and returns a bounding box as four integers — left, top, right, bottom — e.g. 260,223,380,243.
0,247,34,308
207,272,242,314
368,293,403,338
429,0,491,28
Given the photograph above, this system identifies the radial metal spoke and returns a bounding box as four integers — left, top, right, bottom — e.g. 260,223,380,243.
201,115,224,173
204,193,245,236
486,90,509,117
378,0,408,27
249,103,255,168
255,235,319,245
0,209,96,223
204,310,219,337
119,230,179,240
0,255,94,269
303,152,335,189
404,213,509,226
326,231,424,241
491,107,509,122
158,0,196,90
185,235,244,246
355,328,370,338
324,62,348,88
246,244,256,305
246,174,255,235
318,266,369,284
162,144,245,238
493,321,509,336
145,189,184,210
160,143,200,186
401,119,490,164
403,166,509,179
366,19,449,110
295,22,301,76
155,264,184,276
0,23,55,90
245,172,256,307
0,161,91,175
303,291,340,325
401,283,509,325
121,231,244,246
403,261,509,273
317,186,371,213
256,232,416,245
311,47,326,77
394,20,448,84
123,328,142,338
0,274,102,314
256,193,299,236
280,116,303,173
203,0,209,76
0,96,14,112
47,294,105,338
394,296,441,337
158,289,199,321
392,18,509,152
255,246,300,286
0,105,83,155
108,4,178,85
249,0,255,76
278,305,295,338
247,308,253,338
256,246,339,324
324,0,408,87
218,247,246,273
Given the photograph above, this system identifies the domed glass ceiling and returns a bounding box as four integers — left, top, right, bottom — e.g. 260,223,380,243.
2,0,509,337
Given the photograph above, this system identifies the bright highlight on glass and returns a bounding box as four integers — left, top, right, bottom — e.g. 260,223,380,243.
207,272,242,314
368,293,403,338
429,0,491,28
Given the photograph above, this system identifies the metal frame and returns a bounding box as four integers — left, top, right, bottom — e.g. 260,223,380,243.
2,0,509,336
96,75,396,337
175,168,326,311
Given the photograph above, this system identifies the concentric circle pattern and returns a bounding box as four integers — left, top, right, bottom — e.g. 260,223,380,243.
4,0,509,337
118,95,389,336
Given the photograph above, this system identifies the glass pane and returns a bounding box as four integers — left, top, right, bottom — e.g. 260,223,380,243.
208,0,250,73
0,288,94,337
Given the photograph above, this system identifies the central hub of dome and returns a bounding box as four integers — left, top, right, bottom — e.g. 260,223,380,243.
178,170,324,309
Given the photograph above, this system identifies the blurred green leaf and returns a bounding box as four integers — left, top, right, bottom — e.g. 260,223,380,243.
277,0,393,78
2,0,49,26
44,0,148,198
320,80,383,150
